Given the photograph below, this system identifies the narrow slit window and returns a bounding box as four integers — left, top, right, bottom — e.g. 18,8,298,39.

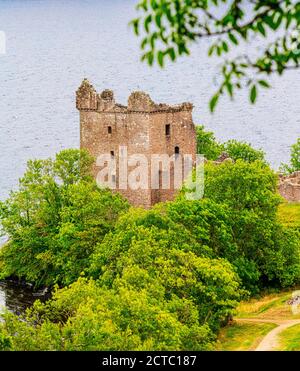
110,151,115,157
165,124,170,136
175,146,180,155
108,126,112,134
159,170,162,189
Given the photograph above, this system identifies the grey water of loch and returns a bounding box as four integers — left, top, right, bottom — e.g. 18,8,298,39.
0,0,299,312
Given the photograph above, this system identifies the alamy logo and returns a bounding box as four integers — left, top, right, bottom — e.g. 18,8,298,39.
0,31,6,55
95,146,204,201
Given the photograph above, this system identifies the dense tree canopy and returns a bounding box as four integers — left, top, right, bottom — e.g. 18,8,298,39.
0,149,129,286
280,137,300,173
196,125,266,162
0,148,299,350
182,159,300,291
131,0,300,110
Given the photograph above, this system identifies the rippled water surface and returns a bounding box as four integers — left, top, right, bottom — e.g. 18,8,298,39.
0,0,299,310
0,281,49,315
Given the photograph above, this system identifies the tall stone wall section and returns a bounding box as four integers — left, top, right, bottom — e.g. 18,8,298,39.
76,79,196,208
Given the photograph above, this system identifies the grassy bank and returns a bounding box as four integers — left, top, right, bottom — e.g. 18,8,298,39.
277,323,300,350
278,202,300,230
217,289,300,350
216,321,276,351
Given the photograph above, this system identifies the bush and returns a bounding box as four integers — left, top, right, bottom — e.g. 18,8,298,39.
0,266,238,350
196,125,266,163
223,139,266,163
0,149,129,287
90,207,242,331
183,160,300,292
280,138,300,174
196,125,223,160
205,160,300,290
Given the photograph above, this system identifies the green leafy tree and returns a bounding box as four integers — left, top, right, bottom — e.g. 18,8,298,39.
90,207,242,330
0,149,129,287
202,160,300,290
196,125,265,163
223,139,266,163
196,125,223,160
131,0,300,110
0,257,239,351
280,138,300,173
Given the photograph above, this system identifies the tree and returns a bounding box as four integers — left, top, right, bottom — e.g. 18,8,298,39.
90,207,242,330
131,0,300,110
223,139,266,163
202,160,300,290
0,247,240,351
196,125,266,162
280,137,300,173
0,149,129,287
196,125,223,160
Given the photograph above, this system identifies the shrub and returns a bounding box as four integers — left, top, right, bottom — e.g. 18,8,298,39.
90,207,242,331
196,125,223,160
183,160,300,292
223,139,266,163
0,149,129,287
0,269,236,350
280,138,300,174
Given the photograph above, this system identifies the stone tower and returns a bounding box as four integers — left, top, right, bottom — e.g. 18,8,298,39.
76,79,196,208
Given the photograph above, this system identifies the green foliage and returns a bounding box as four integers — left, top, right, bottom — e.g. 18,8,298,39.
196,125,266,163
91,206,239,328
196,125,223,160
131,0,300,110
204,160,279,213
223,140,266,163
182,160,300,292
90,207,242,330
0,149,129,287
280,138,300,174
204,160,300,290
0,147,299,350
0,268,237,350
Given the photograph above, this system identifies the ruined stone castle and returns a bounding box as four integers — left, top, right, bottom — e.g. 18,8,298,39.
279,171,300,202
76,79,196,208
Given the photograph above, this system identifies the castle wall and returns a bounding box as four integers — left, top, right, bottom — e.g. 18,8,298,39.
279,171,300,202
80,110,153,208
77,79,196,208
149,110,196,204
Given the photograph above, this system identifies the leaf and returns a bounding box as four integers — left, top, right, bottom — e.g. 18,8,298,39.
157,51,164,67
257,22,266,37
130,19,140,36
144,15,152,33
155,13,162,28
167,47,176,61
222,41,229,53
225,82,233,98
209,93,219,112
250,85,257,104
258,80,270,88
228,33,238,45
208,44,215,56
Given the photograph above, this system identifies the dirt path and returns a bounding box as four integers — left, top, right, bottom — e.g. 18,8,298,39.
236,318,300,351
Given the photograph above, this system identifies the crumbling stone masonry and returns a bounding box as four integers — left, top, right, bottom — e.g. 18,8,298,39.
76,79,196,208
279,171,300,202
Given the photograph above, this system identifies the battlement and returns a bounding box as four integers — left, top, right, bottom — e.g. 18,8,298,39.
76,79,193,114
